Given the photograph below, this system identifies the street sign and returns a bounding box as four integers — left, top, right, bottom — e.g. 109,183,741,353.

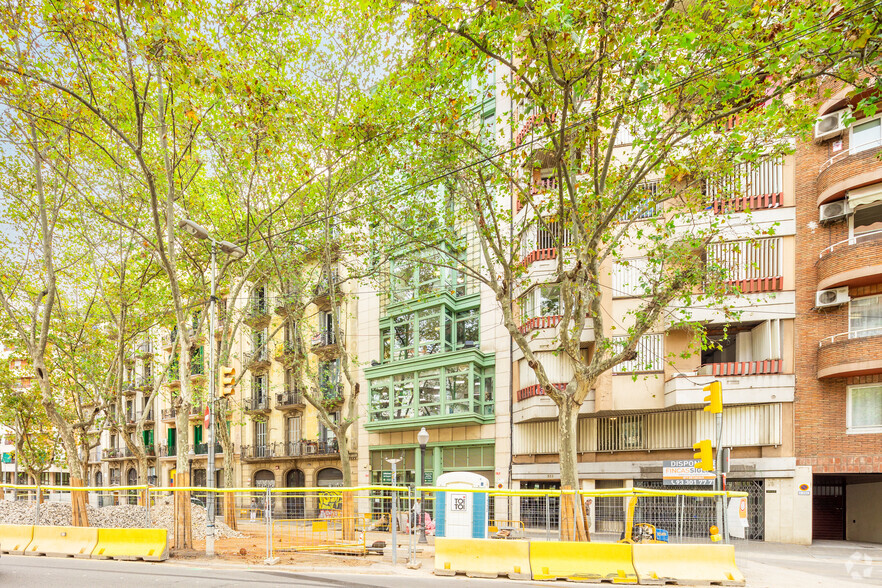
423,471,434,485
381,471,392,484
663,459,715,486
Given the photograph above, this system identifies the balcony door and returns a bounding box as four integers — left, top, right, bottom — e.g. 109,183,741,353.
255,420,267,456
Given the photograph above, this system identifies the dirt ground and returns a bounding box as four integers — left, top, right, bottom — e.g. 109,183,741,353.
174,531,381,568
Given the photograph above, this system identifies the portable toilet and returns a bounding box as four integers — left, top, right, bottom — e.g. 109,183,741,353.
434,472,490,539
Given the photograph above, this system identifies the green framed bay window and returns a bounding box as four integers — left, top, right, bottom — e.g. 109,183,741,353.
380,302,480,364
368,360,494,428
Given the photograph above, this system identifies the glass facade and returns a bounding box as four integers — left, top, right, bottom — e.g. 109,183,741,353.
380,304,480,364
370,363,493,422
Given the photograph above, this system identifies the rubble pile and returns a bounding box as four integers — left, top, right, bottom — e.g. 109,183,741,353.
0,498,243,539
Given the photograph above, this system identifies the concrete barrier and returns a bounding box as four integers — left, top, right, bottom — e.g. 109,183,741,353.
631,543,745,586
434,537,531,579
0,524,34,554
530,541,638,583
25,525,98,558
92,528,168,561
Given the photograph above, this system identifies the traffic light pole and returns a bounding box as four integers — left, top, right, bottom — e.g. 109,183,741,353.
206,241,217,557
714,411,724,544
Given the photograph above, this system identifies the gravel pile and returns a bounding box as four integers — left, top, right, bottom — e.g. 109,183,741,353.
0,498,243,540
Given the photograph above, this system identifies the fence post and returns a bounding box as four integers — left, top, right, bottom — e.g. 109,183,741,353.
545,494,550,542
146,487,152,527
265,487,272,562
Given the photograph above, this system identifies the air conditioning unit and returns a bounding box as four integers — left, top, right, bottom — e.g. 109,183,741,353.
815,287,850,309
819,200,849,224
814,109,847,141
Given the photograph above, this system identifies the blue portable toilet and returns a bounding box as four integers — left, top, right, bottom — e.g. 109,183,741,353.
434,472,490,539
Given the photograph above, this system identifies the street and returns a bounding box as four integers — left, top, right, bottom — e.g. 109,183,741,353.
3,540,882,588
0,555,560,588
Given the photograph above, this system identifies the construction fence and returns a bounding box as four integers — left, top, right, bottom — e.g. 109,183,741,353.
0,484,751,562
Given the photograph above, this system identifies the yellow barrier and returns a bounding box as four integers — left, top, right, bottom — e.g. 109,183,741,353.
530,541,638,584
91,528,168,561
25,525,98,558
631,544,745,586
434,538,531,580
0,524,34,554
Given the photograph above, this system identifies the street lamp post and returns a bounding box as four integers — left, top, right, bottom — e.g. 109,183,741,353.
179,219,245,557
417,427,429,545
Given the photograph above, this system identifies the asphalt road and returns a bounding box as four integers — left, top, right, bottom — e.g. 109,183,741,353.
0,555,552,587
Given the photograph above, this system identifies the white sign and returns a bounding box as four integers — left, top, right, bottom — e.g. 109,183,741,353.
451,494,467,512
663,460,715,486
727,497,749,539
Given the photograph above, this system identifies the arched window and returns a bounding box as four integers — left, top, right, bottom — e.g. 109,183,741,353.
316,467,343,488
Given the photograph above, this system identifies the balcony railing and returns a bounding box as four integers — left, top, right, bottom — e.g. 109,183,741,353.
161,408,176,421
818,327,882,347
819,228,882,257
311,330,338,348
242,441,339,460
276,391,305,409
193,442,224,455
320,384,343,404
698,360,783,376
190,403,204,416
244,396,271,412
158,444,177,458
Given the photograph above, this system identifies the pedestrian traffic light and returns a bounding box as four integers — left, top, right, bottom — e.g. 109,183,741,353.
702,381,723,414
221,366,236,397
693,439,714,471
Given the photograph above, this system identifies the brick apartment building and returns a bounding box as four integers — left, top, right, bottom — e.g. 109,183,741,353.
795,83,882,543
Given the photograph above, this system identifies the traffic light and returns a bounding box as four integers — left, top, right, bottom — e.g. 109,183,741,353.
221,366,236,397
693,439,714,471
702,381,723,414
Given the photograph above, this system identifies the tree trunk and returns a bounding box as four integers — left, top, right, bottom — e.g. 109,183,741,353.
558,399,589,541
173,399,192,548
339,432,353,488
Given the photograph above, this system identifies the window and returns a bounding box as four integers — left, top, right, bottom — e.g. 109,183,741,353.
849,295,882,339
597,415,644,451
455,308,480,348
252,330,267,361
520,287,560,321
252,374,267,403
851,116,882,154
390,254,457,303
707,238,782,282
319,360,340,397
252,284,267,314
612,333,664,373
847,385,882,433
852,201,882,240
369,364,494,422
613,258,650,298
254,421,267,454
384,305,463,361
286,415,302,444
319,412,339,444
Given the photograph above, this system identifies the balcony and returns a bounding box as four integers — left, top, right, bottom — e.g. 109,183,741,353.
161,408,176,422
312,274,341,307
122,382,137,396
193,443,224,456
189,403,204,419
817,141,882,205
276,391,306,411
319,385,344,408
274,294,299,317
275,340,303,366
158,443,177,458
817,230,882,290
518,315,562,335
244,304,271,329
137,341,154,359
245,350,272,372
244,396,271,413
102,447,134,460
311,331,341,358
817,331,882,379
513,384,596,424
665,364,794,408
241,441,339,461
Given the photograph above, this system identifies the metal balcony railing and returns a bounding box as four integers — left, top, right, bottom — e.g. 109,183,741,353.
245,396,271,411
193,443,224,455
161,408,176,421
276,391,304,408
311,331,338,347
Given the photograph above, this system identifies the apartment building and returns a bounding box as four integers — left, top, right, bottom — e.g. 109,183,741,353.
89,272,357,508
794,84,882,543
504,101,807,542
